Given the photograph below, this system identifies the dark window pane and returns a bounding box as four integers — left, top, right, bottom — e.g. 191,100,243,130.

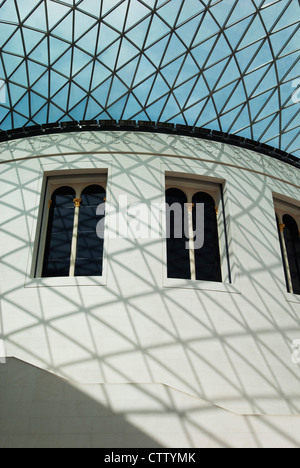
166,188,191,280
42,187,75,278
192,192,222,283
75,185,105,277
276,216,289,292
283,214,300,295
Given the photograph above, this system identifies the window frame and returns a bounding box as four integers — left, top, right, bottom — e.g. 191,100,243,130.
274,196,300,297
163,171,239,294
26,169,109,288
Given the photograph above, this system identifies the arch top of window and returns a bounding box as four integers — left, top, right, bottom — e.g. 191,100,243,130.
165,176,221,205
47,173,107,199
273,196,300,230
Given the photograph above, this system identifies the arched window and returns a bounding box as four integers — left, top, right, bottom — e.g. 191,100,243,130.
192,192,222,282
283,214,300,295
42,186,75,277
166,188,191,279
75,185,106,277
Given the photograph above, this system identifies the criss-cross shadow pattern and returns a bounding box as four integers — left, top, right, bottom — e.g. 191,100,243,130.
0,129,300,447
0,0,299,156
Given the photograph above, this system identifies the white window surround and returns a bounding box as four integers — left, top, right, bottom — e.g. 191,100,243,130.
25,166,110,288
274,194,300,303
163,169,241,294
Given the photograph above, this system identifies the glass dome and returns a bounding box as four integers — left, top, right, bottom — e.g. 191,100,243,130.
0,0,299,156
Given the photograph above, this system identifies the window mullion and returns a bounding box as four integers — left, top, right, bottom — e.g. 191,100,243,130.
187,200,196,281
279,219,294,294
69,198,82,277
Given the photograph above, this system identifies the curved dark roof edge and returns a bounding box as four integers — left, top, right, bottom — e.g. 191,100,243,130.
1,119,299,170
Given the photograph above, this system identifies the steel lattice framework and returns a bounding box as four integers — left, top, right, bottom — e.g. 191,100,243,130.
0,0,299,155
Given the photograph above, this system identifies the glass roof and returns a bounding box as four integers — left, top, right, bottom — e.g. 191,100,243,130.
0,0,299,156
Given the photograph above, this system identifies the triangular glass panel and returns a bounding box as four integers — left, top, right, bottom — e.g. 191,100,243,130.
146,96,167,121
238,17,266,49
98,40,120,69
158,0,183,28
24,3,47,31
204,59,230,91
145,14,170,47
74,10,97,41
46,1,71,30
97,23,120,54
106,95,128,118
132,75,156,103
126,17,151,45
224,17,253,51
186,75,210,107
107,76,128,106
76,26,99,56
29,38,48,65
0,0,18,23
117,39,139,68
72,48,92,75
228,104,251,134
273,2,297,33
162,35,187,67
173,77,197,106
282,127,299,153
223,82,247,114
3,29,23,55
235,41,263,74
133,55,157,86
2,53,24,77
17,0,40,22
256,90,279,120
73,62,94,88
52,49,72,76
147,74,169,105
248,41,273,73
32,72,49,96
213,82,239,113
91,61,112,90
30,92,48,114
252,66,277,97
192,11,219,44
228,0,256,25
52,84,69,109
85,96,104,118
69,96,88,117
9,83,27,106
50,70,68,96
173,54,198,86
12,111,28,128
260,114,280,143
145,36,169,66
209,0,232,28
92,78,113,106
243,64,270,96
196,98,218,127
125,0,150,29
177,0,204,24
48,103,65,123
117,57,140,86
10,62,27,85
0,23,18,45
122,94,143,119
32,103,48,125
249,90,273,120
69,82,87,109
49,36,70,64
206,34,232,68
191,37,217,70
27,60,47,86
104,1,128,32
177,17,203,48
78,0,101,18
52,12,73,42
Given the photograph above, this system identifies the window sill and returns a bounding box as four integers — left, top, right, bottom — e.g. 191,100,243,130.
285,292,300,304
163,277,241,294
24,275,107,288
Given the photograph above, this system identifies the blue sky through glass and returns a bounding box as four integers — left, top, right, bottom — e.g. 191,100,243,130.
0,0,299,156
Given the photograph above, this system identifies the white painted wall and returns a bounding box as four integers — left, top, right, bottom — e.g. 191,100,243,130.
0,131,300,447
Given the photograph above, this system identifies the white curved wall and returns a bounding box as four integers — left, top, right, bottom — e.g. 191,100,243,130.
0,131,300,447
